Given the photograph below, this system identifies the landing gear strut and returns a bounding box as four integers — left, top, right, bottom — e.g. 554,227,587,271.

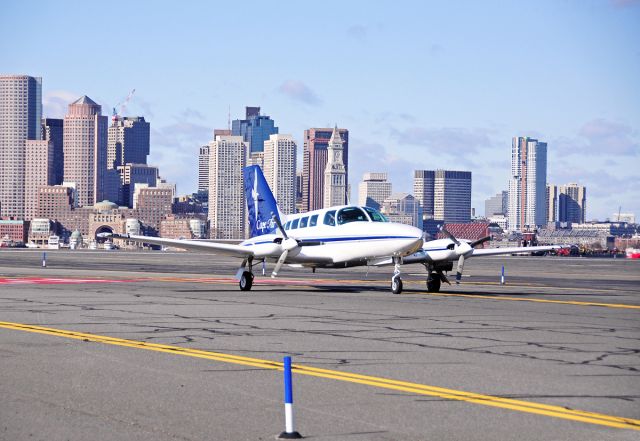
391,257,403,294
238,258,254,291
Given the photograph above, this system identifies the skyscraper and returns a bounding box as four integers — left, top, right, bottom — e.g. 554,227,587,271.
24,140,54,220
546,184,558,223
413,170,435,219
558,183,586,224
208,135,247,239
0,75,42,218
42,118,64,185
63,96,108,207
117,163,159,207
107,116,150,169
434,170,472,223
231,107,278,154
302,127,349,212
263,134,297,215
198,145,209,193
508,137,547,231
323,126,347,208
358,173,392,210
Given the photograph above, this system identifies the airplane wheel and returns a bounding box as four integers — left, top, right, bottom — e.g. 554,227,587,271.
239,271,253,291
427,278,441,293
391,277,403,294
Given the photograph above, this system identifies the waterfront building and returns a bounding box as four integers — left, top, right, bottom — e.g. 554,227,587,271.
231,107,278,154
63,96,109,207
323,126,347,208
358,172,392,210
24,140,54,220
558,183,586,224
117,163,159,207
413,170,435,219
42,118,64,185
208,135,247,239
263,134,297,215
0,75,42,218
107,116,150,169
302,127,349,212
508,137,547,231
546,184,558,223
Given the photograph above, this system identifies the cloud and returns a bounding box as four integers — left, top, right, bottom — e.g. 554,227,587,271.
610,0,640,8
277,80,322,106
43,90,78,118
555,119,639,157
390,126,494,154
180,108,205,120
346,25,367,40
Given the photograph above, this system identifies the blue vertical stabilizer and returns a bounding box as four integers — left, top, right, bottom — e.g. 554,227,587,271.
244,165,281,238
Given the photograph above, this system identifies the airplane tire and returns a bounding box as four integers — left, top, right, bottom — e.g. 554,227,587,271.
239,271,253,291
391,277,403,294
427,278,441,293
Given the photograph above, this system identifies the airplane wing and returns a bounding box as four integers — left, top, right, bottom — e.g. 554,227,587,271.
111,233,254,258
471,245,562,257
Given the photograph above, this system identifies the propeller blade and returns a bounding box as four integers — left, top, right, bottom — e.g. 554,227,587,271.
439,225,461,246
271,249,289,278
455,255,465,284
470,235,492,248
271,213,288,240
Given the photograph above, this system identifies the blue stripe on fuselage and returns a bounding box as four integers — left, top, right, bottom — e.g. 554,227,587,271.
242,235,419,247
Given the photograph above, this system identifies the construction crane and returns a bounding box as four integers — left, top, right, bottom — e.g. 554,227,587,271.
112,89,136,122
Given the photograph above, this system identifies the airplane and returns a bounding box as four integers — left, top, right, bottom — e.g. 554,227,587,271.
105,165,424,294
391,227,562,292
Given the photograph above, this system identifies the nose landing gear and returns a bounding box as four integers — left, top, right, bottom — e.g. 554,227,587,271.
391,257,403,294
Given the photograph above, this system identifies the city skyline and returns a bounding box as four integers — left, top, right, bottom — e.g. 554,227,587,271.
1,1,638,220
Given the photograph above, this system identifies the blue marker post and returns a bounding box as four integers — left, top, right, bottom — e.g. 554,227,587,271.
278,356,302,439
500,265,505,285
42,252,47,268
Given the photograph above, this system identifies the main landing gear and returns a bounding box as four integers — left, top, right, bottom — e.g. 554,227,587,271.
238,257,254,291
424,263,451,293
391,257,403,294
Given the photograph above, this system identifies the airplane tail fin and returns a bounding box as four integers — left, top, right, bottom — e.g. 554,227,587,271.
243,165,282,238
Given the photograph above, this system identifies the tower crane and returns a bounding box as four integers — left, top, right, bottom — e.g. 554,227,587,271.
112,89,136,122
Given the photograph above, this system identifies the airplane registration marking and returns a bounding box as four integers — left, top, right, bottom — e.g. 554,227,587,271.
1,320,639,431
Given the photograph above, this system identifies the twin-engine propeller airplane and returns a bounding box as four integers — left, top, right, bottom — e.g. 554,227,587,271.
105,165,424,294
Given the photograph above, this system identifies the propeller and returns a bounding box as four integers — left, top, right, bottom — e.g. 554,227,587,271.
270,213,324,277
440,227,493,284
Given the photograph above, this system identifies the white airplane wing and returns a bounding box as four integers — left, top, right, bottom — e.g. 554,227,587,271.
113,234,254,258
471,245,562,257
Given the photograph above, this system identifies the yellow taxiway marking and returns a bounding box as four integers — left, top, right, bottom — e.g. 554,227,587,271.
415,292,640,310
1,321,638,431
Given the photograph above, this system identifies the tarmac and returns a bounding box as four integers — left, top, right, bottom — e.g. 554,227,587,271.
0,249,639,440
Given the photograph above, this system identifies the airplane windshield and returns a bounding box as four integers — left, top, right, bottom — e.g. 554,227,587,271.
337,207,369,225
362,206,388,222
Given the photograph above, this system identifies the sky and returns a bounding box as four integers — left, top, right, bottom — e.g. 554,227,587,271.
1,0,639,220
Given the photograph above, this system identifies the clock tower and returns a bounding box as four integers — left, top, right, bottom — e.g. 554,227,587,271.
323,125,347,208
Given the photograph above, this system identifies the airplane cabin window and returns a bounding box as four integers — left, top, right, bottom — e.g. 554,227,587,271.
337,207,369,225
323,210,336,226
309,214,318,227
362,206,388,222
291,219,299,229
299,217,308,228
284,221,291,230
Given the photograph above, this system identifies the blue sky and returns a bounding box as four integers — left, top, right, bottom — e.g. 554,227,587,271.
2,0,639,219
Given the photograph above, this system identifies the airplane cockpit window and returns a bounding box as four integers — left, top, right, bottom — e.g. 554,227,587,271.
309,214,318,227
362,206,388,222
299,217,309,228
323,210,336,226
337,207,369,225
291,218,299,229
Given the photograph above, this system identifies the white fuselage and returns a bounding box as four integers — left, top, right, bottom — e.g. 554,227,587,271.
240,205,424,268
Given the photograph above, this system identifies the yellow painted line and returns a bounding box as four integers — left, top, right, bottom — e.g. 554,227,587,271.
415,292,640,310
1,321,638,431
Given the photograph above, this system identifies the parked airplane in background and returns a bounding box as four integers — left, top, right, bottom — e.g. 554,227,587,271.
393,228,562,292
106,165,423,294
